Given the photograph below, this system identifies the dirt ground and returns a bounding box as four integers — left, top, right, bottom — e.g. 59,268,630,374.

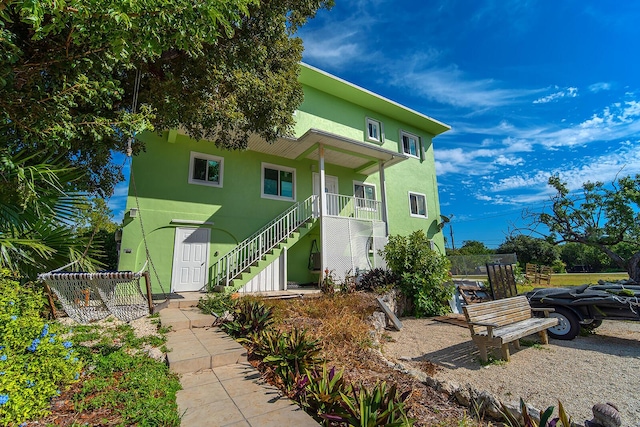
381,317,640,425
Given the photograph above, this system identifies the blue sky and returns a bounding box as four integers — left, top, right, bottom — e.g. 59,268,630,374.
111,1,640,249
296,0,640,248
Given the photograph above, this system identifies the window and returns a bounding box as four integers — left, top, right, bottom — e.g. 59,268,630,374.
354,181,376,210
366,118,383,143
262,163,296,201
189,152,223,187
401,131,421,158
409,192,427,218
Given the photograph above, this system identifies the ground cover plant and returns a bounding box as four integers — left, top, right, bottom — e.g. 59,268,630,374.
0,271,181,427
21,316,181,427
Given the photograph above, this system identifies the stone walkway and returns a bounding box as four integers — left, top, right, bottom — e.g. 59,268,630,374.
159,294,318,427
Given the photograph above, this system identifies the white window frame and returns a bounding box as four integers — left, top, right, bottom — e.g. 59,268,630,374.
353,181,377,211
400,130,421,158
408,191,428,218
366,117,383,144
261,162,296,201
188,151,224,187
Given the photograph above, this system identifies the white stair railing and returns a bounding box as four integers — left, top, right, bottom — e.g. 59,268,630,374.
211,195,317,288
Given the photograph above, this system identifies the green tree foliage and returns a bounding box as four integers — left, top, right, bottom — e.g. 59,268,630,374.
1,0,333,196
531,175,640,281
74,197,120,270
497,234,560,267
1,0,331,274
458,240,494,255
382,230,453,317
447,240,493,257
559,242,611,272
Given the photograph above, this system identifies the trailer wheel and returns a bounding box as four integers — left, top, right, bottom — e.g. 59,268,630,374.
581,319,603,330
548,307,580,340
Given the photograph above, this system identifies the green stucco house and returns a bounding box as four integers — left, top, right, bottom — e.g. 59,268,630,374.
117,63,450,294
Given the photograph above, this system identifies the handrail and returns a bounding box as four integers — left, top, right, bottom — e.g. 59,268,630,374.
211,195,317,288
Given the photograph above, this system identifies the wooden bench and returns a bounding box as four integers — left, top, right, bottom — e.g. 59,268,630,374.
462,295,558,362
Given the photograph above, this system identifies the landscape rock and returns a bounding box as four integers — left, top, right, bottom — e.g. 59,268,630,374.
591,403,622,427
454,386,471,406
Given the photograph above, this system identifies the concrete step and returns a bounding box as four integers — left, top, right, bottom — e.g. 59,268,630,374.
165,327,247,375
160,307,214,331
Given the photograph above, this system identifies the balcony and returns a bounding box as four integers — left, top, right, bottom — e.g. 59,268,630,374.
316,193,383,222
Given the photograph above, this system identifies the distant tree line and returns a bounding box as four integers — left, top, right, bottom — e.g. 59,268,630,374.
446,236,628,274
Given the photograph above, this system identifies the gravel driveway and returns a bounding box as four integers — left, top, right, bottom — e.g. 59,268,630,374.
381,318,640,425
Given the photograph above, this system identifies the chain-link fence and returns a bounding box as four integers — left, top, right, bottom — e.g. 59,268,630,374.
447,253,518,276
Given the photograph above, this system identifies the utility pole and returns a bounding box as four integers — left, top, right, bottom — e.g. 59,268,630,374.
449,222,455,251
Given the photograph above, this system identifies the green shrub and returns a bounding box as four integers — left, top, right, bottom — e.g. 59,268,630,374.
0,272,82,425
221,297,274,338
381,231,453,317
336,382,414,427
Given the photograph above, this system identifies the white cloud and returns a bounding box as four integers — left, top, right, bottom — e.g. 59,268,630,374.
589,82,612,93
494,155,524,166
533,87,578,104
301,30,363,68
539,101,640,148
479,144,640,206
489,170,552,192
387,64,546,109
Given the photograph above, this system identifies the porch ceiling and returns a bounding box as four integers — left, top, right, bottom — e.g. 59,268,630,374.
247,129,409,175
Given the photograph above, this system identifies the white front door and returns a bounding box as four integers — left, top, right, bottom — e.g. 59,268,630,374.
313,173,339,216
172,227,210,292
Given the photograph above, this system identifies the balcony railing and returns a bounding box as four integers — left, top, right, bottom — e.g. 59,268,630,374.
323,193,383,221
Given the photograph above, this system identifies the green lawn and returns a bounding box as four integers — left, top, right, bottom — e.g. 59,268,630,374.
453,272,629,294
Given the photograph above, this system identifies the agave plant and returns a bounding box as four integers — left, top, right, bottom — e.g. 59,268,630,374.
335,382,415,427
221,298,274,338
295,365,351,424
260,327,322,385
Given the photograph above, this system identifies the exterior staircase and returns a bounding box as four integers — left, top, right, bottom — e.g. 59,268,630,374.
229,221,316,291
211,195,318,291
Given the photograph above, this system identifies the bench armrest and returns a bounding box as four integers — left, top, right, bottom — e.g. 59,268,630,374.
468,321,498,339
469,321,499,328
531,307,555,317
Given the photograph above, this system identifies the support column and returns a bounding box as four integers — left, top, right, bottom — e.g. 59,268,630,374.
318,145,326,277
379,160,389,236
